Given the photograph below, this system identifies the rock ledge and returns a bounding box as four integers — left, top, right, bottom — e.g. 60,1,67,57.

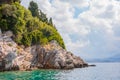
0,31,88,71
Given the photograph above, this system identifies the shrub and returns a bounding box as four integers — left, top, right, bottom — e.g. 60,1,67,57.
0,2,66,49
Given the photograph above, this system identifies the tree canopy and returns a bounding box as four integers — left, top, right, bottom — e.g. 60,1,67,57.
28,1,39,17
0,0,20,4
28,1,54,26
0,1,65,49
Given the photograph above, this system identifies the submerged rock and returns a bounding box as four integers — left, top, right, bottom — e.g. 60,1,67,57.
0,31,88,71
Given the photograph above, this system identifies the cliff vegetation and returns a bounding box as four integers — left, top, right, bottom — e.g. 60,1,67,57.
0,0,65,49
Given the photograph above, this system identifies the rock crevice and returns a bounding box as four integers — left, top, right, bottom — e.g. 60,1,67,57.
0,31,88,71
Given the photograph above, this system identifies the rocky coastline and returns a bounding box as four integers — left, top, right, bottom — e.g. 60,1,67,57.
0,31,88,71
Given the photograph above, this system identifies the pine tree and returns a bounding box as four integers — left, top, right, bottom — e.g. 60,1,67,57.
28,1,49,24
39,10,48,23
28,1,39,17
48,17,53,26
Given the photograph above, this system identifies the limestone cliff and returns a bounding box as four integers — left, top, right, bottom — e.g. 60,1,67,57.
0,31,88,71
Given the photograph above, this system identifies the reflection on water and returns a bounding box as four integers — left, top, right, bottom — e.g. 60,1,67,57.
0,63,120,80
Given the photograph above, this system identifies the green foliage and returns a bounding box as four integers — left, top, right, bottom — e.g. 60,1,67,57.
22,33,32,46
0,0,21,5
26,17,41,31
0,1,65,49
14,32,23,44
0,2,25,32
24,9,32,21
48,17,53,26
0,19,8,31
41,25,53,37
28,1,48,24
13,0,21,3
28,1,39,17
39,10,48,23
40,37,48,45
28,1,51,25
40,25,65,48
30,30,41,44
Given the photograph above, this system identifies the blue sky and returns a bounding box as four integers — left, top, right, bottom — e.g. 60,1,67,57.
21,0,120,61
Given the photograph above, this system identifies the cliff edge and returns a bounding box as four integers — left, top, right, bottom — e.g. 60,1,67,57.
0,31,88,71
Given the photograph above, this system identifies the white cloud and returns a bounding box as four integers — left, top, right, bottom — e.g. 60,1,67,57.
21,0,120,60
60,0,89,8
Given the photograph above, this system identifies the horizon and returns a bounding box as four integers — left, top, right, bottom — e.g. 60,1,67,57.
21,0,120,62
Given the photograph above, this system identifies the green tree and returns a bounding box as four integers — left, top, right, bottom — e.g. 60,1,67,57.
28,1,39,17
0,1,66,49
28,1,48,24
39,10,48,23
48,17,53,26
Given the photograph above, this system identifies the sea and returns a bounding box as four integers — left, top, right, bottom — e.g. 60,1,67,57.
0,63,120,80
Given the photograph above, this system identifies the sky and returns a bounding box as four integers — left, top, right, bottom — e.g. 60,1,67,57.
21,0,120,61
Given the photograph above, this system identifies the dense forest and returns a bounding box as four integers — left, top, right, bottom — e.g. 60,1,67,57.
0,0,65,49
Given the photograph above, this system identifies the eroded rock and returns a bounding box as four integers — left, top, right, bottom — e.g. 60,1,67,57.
0,31,88,71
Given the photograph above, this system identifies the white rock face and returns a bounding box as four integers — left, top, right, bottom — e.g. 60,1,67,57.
0,31,32,71
0,31,88,71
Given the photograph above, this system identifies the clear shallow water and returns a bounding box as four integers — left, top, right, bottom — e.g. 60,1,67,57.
0,63,120,80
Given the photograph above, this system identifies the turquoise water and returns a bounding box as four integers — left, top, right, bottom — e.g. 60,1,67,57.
0,63,120,80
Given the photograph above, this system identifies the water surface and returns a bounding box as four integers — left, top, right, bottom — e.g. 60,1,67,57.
0,63,120,80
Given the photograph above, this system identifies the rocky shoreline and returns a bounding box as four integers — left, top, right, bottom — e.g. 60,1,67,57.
0,31,88,71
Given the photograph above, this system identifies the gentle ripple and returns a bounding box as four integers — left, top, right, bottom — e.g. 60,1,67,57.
0,63,120,80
